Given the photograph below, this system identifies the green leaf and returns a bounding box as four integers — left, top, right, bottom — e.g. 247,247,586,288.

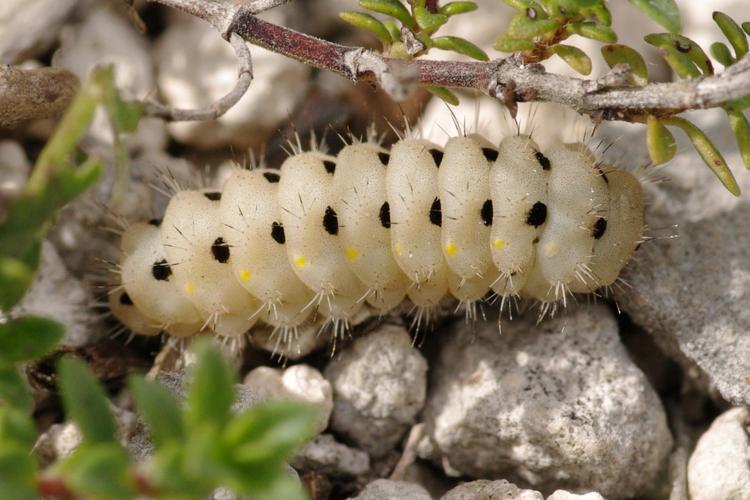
601,44,649,85
59,444,136,500
359,0,415,29
186,341,235,429
383,20,402,42
431,36,489,61
340,11,394,46
663,117,741,196
644,33,704,78
58,356,118,445
713,11,748,59
0,316,64,363
0,407,37,450
551,44,592,74
494,34,535,52
710,41,735,66
727,109,750,170
0,446,37,500
744,22,750,37
128,375,184,447
104,87,142,134
224,401,317,467
0,365,31,412
425,85,460,105
566,21,617,43
439,1,478,16
507,13,559,39
628,0,681,34
646,115,676,164
501,0,533,8
0,257,34,311
413,6,449,32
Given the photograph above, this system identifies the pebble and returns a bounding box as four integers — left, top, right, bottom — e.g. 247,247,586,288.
441,479,543,500
291,433,370,478
687,407,750,500
350,479,432,500
244,364,333,435
324,324,427,458
420,305,672,498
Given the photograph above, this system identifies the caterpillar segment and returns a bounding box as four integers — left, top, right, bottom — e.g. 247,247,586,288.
110,133,645,343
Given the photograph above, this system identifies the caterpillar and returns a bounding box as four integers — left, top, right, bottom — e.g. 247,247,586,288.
109,131,645,344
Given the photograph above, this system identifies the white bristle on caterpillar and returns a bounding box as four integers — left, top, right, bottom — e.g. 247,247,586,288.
109,130,644,344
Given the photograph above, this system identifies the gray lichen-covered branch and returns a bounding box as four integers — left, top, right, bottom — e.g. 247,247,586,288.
146,0,750,123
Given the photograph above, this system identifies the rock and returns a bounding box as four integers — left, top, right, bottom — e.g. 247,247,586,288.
350,479,432,500
34,404,141,466
687,407,750,500
610,112,750,406
421,305,672,498
14,241,100,346
0,0,77,64
325,324,427,458
53,6,167,152
441,480,543,500
0,141,30,200
244,364,333,434
546,491,605,500
291,433,370,478
154,12,309,150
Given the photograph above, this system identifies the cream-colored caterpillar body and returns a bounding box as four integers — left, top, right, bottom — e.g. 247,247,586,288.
111,133,644,340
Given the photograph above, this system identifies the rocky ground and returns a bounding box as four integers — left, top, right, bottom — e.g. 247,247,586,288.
4,0,750,498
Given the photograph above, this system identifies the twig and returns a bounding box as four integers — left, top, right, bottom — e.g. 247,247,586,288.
141,32,252,121
144,0,750,123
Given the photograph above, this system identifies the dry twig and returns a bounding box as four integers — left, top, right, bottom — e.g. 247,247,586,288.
145,0,750,123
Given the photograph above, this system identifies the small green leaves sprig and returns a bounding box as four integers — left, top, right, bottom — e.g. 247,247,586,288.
340,0,488,103
634,11,750,196
1,340,316,499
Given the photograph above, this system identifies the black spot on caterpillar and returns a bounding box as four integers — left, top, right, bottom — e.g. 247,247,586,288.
482,148,499,162
592,217,607,239
526,201,547,227
323,160,336,175
378,152,390,166
480,199,493,226
120,292,134,305
535,151,551,171
263,172,280,183
429,198,442,226
151,259,172,281
204,191,222,201
323,206,339,235
379,201,391,228
211,237,230,263
429,148,444,167
271,221,286,244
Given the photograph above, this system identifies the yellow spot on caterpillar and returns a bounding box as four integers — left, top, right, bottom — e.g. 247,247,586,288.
239,269,251,282
394,242,403,257
184,282,196,295
493,238,506,250
545,242,558,257
345,246,359,261
445,242,459,256
294,256,307,268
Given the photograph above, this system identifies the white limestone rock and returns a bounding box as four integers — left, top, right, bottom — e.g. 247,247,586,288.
154,13,309,150
350,479,432,500
324,324,427,458
421,305,672,498
243,364,333,435
687,407,750,500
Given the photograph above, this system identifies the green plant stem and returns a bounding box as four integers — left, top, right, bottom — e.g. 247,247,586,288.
23,67,112,197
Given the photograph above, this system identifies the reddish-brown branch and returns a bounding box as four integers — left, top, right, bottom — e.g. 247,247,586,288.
145,0,750,124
